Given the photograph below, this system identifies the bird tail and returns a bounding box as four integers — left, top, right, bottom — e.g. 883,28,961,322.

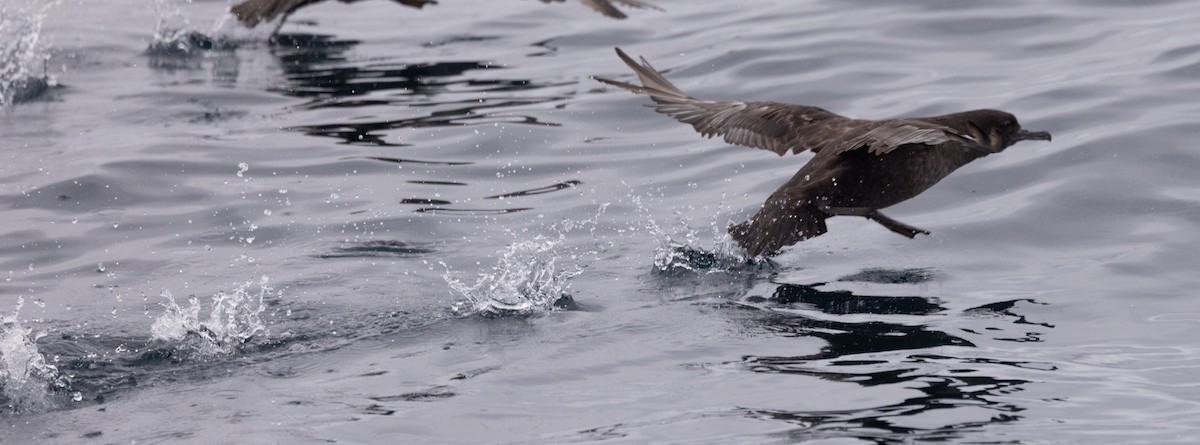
729,202,828,257
593,47,693,105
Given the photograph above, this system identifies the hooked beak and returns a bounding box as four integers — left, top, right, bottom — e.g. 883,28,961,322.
1017,129,1052,142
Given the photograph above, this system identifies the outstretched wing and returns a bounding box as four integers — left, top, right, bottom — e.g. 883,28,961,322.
596,48,989,157
596,48,851,156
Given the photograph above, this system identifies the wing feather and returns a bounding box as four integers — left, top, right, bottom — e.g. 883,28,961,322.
596,48,850,156
596,48,987,156
834,123,955,155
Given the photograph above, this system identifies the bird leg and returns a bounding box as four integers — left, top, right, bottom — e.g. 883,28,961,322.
817,205,931,238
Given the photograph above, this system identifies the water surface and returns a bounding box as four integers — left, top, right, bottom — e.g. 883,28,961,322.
3,0,1200,443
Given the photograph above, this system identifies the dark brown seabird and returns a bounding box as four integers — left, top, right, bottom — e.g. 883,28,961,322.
595,48,1052,257
230,0,660,31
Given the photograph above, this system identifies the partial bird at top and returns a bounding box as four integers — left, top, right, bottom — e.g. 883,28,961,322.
230,0,661,32
595,47,1052,257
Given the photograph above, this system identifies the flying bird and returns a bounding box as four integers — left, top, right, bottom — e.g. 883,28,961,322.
595,48,1052,257
230,0,660,31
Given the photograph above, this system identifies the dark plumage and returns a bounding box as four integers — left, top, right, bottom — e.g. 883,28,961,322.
595,48,1052,257
230,0,660,31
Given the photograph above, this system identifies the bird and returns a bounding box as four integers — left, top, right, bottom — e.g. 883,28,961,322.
230,0,660,32
595,47,1052,257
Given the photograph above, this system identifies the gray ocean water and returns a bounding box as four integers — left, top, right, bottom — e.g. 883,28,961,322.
2,0,1200,443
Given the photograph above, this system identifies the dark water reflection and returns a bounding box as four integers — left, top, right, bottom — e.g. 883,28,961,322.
317,240,438,258
268,33,564,145
292,96,563,145
146,31,567,145
726,274,1054,443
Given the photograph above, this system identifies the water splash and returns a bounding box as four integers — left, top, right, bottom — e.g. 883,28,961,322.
631,194,769,275
444,235,582,316
150,0,196,47
150,277,273,357
146,27,219,58
0,298,66,414
652,241,767,275
443,209,608,316
0,0,58,107
146,0,242,60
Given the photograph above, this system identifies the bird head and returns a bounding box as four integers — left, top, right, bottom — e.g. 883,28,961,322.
962,109,1052,151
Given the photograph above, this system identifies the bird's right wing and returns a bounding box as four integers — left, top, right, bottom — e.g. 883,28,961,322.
832,122,955,155
828,120,992,156
595,48,849,156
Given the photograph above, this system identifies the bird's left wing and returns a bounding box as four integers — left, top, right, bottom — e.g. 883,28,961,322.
595,48,848,156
